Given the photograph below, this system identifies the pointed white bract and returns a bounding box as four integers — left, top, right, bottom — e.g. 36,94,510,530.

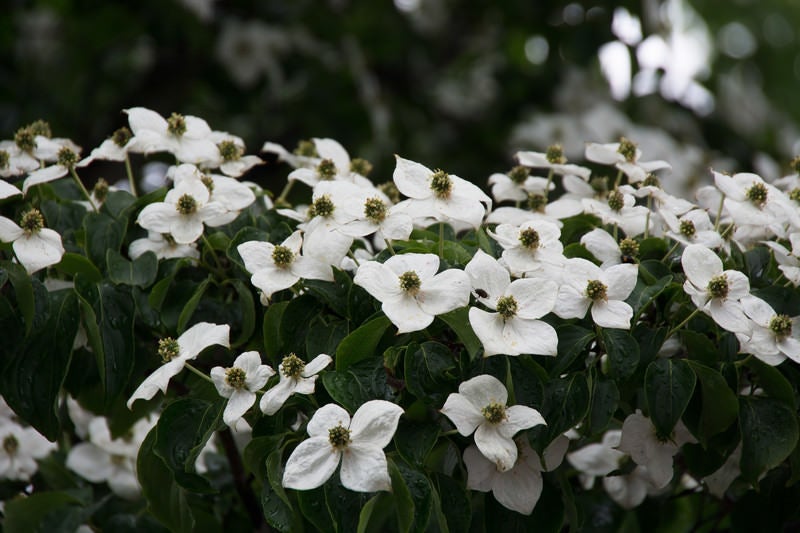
282,400,403,492
211,351,275,426
260,353,332,415
0,213,64,274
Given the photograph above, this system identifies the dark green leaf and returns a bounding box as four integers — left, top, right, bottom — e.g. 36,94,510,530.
325,480,370,533
323,357,395,412
627,274,672,322
101,189,137,219
336,315,391,371
587,378,619,435
644,358,696,438
686,361,738,444
306,317,349,362
357,493,395,533
279,294,324,356
107,249,158,288
3,490,88,533
563,242,596,261
177,276,212,333
84,212,124,268
296,486,333,533
432,472,471,533
552,324,594,376
226,279,256,347
4,261,35,336
263,301,289,360
394,419,440,467
304,267,351,319
261,450,300,532
532,373,590,451
600,328,639,380
55,252,103,282
438,307,482,360
404,341,458,405
392,459,433,533
739,397,799,483
681,330,718,366
746,358,797,408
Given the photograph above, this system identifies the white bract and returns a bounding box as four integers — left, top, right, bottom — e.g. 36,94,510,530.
739,295,800,366
127,322,230,408
440,374,546,472
260,353,332,415
211,351,275,426
126,107,218,165
169,163,256,226
585,139,671,184
354,253,470,333
488,219,564,276
282,400,404,492
681,244,751,333
465,250,559,357
553,258,638,329
0,421,56,481
0,210,64,274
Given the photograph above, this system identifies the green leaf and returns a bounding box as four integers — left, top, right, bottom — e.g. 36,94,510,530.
323,357,395,413
532,373,590,450
177,276,212,333
681,330,718,366
627,274,672,322
438,307,482,360
0,289,79,440
306,317,349,362
154,398,223,493
739,397,799,483
279,295,324,356
101,189,137,220
389,459,415,533
3,490,89,533
107,249,158,288
263,301,289,360
138,429,195,533
644,358,696,438
336,315,391,371
552,325,595,376
746,358,796,408
357,493,395,533
55,252,103,282
261,450,300,532
4,261,35,336
84,211,125,268
324,480,370,533
432,473,471,533
74,278,136,406
600,328,639,380
404,342,458,405
563,242,596,261
394,419,440,467
304,267,351,319
587,377,619,435
392,459,433,533
226,278,256,347
686,361,739,444
296,486,333,533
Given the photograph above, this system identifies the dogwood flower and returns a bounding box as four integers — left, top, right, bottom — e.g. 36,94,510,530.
22,145,82,194
660,208,723,249
0,421,56,481
237,230,333,302
580,228,640,267
77,127,135,167
585,138,671,184
465,250,559,356
129,231,200,260
553,258,638,329
260,353,332,415
681,244,751,333
0,209,65,274
168,164,255,226
739,295,800,366
392,156,491,229
515,145,592,180
211,351,275,426
282,400,404,492
127,322,230,408
354,253,470,333
126,107,218,165
487,220,565,276
440,374,546,471
583,189,651,237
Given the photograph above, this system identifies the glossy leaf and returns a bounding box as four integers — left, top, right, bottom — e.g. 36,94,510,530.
739,397,799,483
107,249,158,288
336,315,391,371
644,358,696,438
600,328,639,381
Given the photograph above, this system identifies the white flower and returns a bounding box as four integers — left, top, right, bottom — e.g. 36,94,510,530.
440,374,546,472
136,173,227,244
739,295,800,366
21,142,83,194
465,250,559,357
127,322,230,408
0,141,38,178
66,415,156,499
392,156,491,229
211,351,275,426
553,258,638,329
126,107,218,165
237,230,333,302
515,148,592,180
583,190,651,237
681,244,751,333
208,131,264,177
487,220,564,276
129,231,200,261
618,410,696,489
282,400,404,492
286,138,374,188
168,163,255,226
585,139,671,184
580,228,624,267
354,253,470,334
463,435,567,515
0,421,56,481
660,208,723,249
0,209,64,274
76,127,135,167
713,171,791,234
260,353,332,415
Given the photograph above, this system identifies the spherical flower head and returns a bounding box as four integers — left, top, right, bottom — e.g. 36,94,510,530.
641,174,660,188
607,190,625,212
294,139,318,157
399,270,421,295
619,238,639,259
790,188,800,203
282,400,404,492
545,143,566,164
586,279,608,301
518,227,540,250
225,367,247,389
316,158,337,180
218,140,242,162
92,178,110,203
271,245,295,268
112,127,133,148
211,351,275,426
28,119,52,138
363,197,387,223
350,157,373,176
527,193,547,212
680,219,696,238
495,295,518,321
57,146,78,168
745,181,768,208
507,165,530,184
440,374,546,471
20,209,44,235
167,112,187,136
378,181,401,204
769,314,793,339
707,274,729,299
260,353,332,416
158,337,180,363
617,137,637,162
309,194,335,218
176,193,199,215
15,127,36,153
281,353,306,378
430,169,453,199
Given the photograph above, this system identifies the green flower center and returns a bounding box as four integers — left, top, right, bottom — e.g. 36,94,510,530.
0,150,8,169
481,402,507,424
112,127,132,147
790,188,800,203
399,271,421,295
508,165,530,185
3,435,19,455
364,197,387,223
225,367,247,389
586,279,608,301
641,174,660,188
176,194,198,215
159,337,180,362
527,193,547,212
546,143,566,164
28,119,51,138
20,209,44,234
607,190,624,212
272,245,295,268
57,146,78,168
201,175,215,193
328,424,351,449
14,127,36,153
350,157,373,176
519,228,540,250
590,176,608,194
218,140,242,162
617,137,637,162
707,274,729,299
680,220,696,238
746,182,768,208
293,139,318,157
378,182,400,204
430,169,453,199
496,295,519,320
93,178,109,203
281,353,306,378
310,194,335,218
619,238,639,258
167,113,187,136
791,155,800,175
769,314,792,339
111,454,127,466
317,159,337,180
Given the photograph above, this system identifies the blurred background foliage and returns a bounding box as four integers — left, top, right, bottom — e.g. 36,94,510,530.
2,0,800,192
